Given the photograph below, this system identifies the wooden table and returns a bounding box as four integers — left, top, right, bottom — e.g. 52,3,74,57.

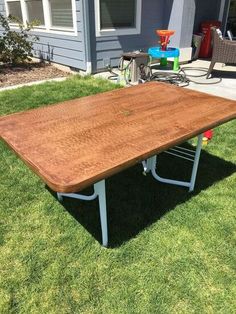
0,82,235,246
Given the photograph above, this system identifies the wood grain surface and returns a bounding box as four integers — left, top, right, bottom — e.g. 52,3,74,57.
0,82,235,193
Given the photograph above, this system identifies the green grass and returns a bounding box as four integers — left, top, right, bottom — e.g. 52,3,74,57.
0,75,236,313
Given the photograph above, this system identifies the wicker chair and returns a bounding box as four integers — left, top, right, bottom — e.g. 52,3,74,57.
207,27,236,78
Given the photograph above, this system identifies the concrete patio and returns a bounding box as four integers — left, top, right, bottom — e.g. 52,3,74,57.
185,59,236,101
94,59,236,101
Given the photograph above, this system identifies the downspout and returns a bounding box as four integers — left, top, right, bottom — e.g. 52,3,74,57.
82,0,92,74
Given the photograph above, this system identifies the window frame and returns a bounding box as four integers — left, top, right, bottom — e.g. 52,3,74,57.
94,0,142,37
5,0,23,25
5,0,78,36
25,0,46,27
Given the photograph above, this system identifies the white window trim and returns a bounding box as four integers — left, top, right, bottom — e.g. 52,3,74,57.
94,0,142,37
5,0,23,27
5,0,78,36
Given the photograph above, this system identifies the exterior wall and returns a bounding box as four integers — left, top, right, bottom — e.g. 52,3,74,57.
164,0,196,62
89,0,165,72
0,0,87,70
180,0,196,47
0,0,5,15
1,0,231,72
163,0,195,48
89,0,197,72
193,0,222,33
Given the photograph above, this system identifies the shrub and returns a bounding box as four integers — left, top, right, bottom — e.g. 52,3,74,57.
0,14,39,65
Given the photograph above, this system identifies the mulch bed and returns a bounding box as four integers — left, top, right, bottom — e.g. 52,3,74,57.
0,62,70,88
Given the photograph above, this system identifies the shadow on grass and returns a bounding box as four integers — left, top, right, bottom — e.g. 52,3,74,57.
48,147,236,248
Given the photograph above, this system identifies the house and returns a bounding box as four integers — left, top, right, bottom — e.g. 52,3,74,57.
0,0,235,73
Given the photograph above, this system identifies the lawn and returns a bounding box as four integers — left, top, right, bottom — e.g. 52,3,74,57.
0,75,235,313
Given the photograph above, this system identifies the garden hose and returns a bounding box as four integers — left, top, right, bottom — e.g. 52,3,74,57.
108,57,134,85
149,71,190,87
146,66,222,86
107,66,119,81
108,57,222,87
179,67,222,85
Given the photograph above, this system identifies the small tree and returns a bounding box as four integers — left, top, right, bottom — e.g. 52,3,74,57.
0,14,39,65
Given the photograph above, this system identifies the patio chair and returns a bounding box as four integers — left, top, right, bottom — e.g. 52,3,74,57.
206,27,236,78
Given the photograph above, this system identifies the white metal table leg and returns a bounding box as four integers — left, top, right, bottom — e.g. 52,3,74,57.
189,134,203,192
57,192,63,202
150,155,190,188
94,180,108,247
57,179,108,247
145,134,203,192
142,158,153,175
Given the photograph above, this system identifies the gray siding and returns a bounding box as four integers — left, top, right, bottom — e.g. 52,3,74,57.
89,0,197,72
89,0,165,72
180,0,196,47
33,0,86,70
89,0,229,72
0,0,5,15
0,0,87,70
162,0,183,48
163,0,195,48
1,0,230,72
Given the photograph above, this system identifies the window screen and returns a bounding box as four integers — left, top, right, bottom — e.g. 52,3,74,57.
100,0,136,29
25,0,45,25
50,0,73,28
7,1,23,22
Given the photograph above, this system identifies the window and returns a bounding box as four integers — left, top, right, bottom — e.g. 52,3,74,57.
5,0,77,35
50,0,73,29
25,0,44,25
7,0,23,22
100,0,135,29
95,0,142,36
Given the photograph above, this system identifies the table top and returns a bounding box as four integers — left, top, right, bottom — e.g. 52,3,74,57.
0,82,235,193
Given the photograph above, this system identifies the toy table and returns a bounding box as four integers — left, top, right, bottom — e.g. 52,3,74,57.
148,47,180,71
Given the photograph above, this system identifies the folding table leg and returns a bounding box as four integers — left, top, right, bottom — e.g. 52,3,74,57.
94,180,108,247
189,134,203,191
144,134,203,192
142,158,153,175
57,179,108,247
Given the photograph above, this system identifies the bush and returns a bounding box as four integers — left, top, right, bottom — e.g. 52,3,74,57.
0,14,39,65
